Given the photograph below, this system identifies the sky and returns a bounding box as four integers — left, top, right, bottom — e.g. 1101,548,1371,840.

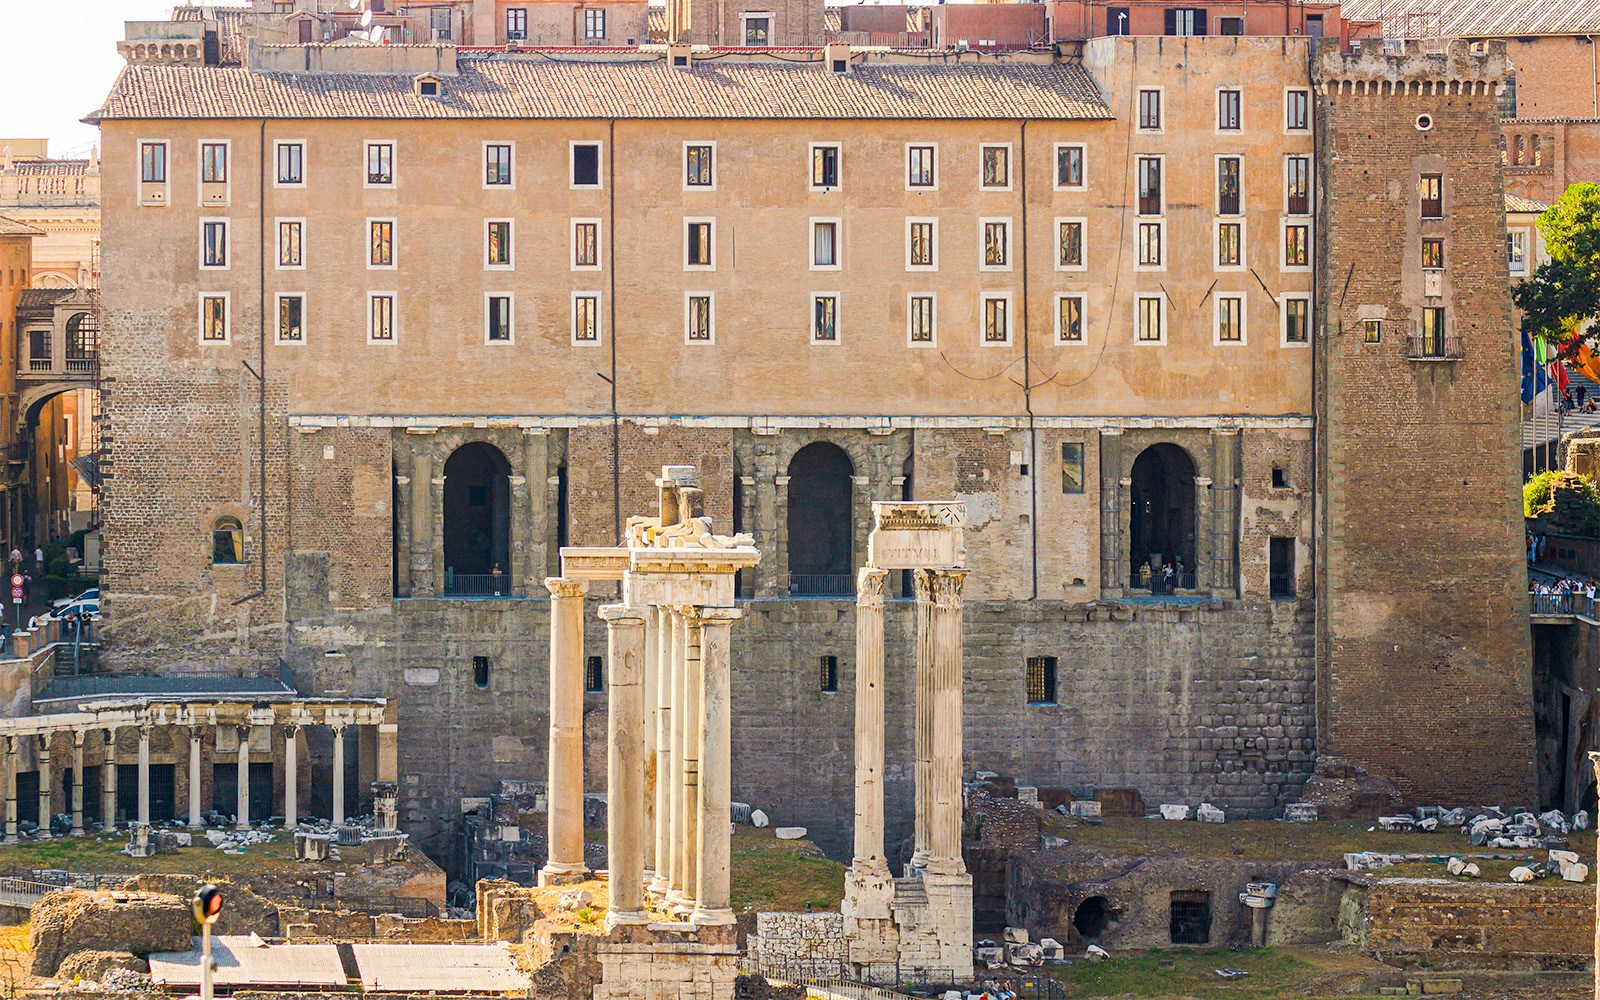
1,1,177,156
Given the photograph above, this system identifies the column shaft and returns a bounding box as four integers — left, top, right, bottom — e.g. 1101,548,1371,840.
853,569,889,873
284,727,299,828
188,729,203,829
541,577,589,882
137,726,150,828
911,570,935,870
693,608,741,924
667,611,687,900
100,730,116,830
37,736,52,837
71,733,84,835
928,570,968,874
678,613,703,910
332,725,346,826
601,604,648,925
236,726,251,830
652,607,674,893
641,607,658,878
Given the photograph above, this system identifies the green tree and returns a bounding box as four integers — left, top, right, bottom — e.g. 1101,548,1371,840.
1511,183,1600,342
1525,469,1600,535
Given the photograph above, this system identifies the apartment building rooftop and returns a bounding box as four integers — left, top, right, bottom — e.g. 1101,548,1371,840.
1339,0,1600,37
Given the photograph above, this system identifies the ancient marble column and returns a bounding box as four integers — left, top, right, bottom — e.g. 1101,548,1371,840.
136,725,151,828
4,736,17,840
678,610,704,913
187,726,203,829
910,569,935,872
651,606,674,895
852,568,890,877
666,609,688,903
71,731,85,835
541,577,590,884
100,728,116,830
641,603,658,881
331,723,347,826
236,725,252,830
693,607,742,926
600,604,649,926
284,725,299,829
37,734,52,838
927,570,969,876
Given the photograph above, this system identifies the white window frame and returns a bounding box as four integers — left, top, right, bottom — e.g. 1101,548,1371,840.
1135,153,1165,217
1136,87,1165,134
1279,292,1312,348
1054,292,1087,346
275,217,306,271
198,217,230,271
683,217,716,272
584,7,607,39
905,217,938,272
978,142,1013,192
1134,220,1165,273
1054,216,1087,273
1213,291,1247,346
1280,218,1313,273
809,142,842,192
980,291,1014,347
485,218,515,271
198,291,231,345
366,217,397,271
1284,87,1312,133
740,11,773,45
684,141,717,192
485,292,515,345
570,140,603,190
571,218,603,272
684,292,715,345
811,292,841,346
483,140,515,190
573,291,604,347
1215,87,1243,133
1053,142,1087,191
978,216,1013,273
198,139,231,206
1215,153,1244,217
138,139,170,206
274,139,307,189
810,217,843,271
905,142,938,192
1214,218,1246,272
1283,153,1313,216
275,291,307,346
1508,228,1530,276
1135,293,1166,346
367,291,398,345
363,139,397,189
907,292,937,348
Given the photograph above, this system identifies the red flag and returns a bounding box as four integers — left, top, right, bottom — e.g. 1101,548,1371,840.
1552,361,1571,392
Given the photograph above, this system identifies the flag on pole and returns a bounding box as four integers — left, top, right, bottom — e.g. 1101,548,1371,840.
1523,331,1551,403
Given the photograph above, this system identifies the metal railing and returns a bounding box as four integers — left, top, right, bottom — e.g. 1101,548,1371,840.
1531,591,1597,617
788,574,856,597
441,571,517,597
0,876,66,902
1128,569,1198,593
1406,332,1464,360
737,959,955,998
299,895,440,919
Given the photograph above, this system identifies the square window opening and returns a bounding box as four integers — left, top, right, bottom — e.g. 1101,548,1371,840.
819,655,838,692
473,655,490,689
1170,891,1212,945
585,655,604,693
1026,655,1057,705
1269,537,1295,599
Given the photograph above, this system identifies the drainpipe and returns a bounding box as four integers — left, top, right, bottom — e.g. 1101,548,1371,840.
1019,119,1038,601
234,118,268,605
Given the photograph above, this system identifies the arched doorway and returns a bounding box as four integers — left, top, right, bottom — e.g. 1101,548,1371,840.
787,442,854,596
1129,443,1197,591
442,442,511,594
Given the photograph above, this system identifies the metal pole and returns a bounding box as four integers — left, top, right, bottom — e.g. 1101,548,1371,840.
201,923,213,1000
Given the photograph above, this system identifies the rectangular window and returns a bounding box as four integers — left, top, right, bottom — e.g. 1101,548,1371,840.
1218,15,1243,34
584,8,606,38
1217,156,1241,216
1137,156,1162,215
1216,294,1244,344
1218,89,1241,130
1284,223,1310,268
1057,219,1085,270
1056,293,1085,344
486,220,513,268
908,294,935,345
506,7,527,37
1419,173,1442,218
907,144,936,189
1508,230,1528,274
1138,295,1164,343
685,293,713,343
200,293,229,343
1285,89,1310,131
1137,222,1163,267
819,655,838,693
1165,7,1206,35
983,294,1010,345
980,144,1010,189
743,15,770,44
365,141,393,186
277,293,304,343
1269,538,1295,598
685,220,714,269
1217,222,1242,268
1283,296,1309,344
201,220,228,268
907,220,936,270
141,142,168,183
1107,6,1129,33
812,220,840,268
277,220,303,268
1138,89,1162,130
1285,155,1311,214
486,294,513,342
575,293,602,344
572,219,600,270
812,144,840,189
485,143,513,186
1363,318,1382,344
1056,144,1085,189
1061,443,1085,493
1171,892,1212,945
572,142,601,188
369,219,394,268
813,294,839,343
982,219,1010,269
1421,237,1444,270
1026,656,1057,705
584,655,604,693
276,141,303,186
473,656,490,689
368,293,395,343
1421,306,1446,356
686,143,714,188
202,142,228,183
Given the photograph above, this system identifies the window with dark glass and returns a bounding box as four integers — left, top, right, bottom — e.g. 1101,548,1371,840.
1026,656,1057,705
1217,222,1241,267
202,142,228,183
812,221,838,267
908,145,935,188
202,220,228,268
1284,298,1309,343
1285,155,1310,214
1284,224,1310,267
574,221,599,268
487,296,512,342
485,143,512,186
1218,16,1243,34
1058,295,1083,343
983,221,1008,267
585,655,604,692
1057,145,1083,187
1061,443,1085,492
813,295,838,342
1421,237,1444,270
505,7,526,37
572,143,601,187
1217,156,1241,215
278,294,304,343
141,142,167,183
276,142,303,185
1138,296,1163,342
369,294,394,342
1217,295,1243,342
1286,89,1310,131
981,145,1009,188
1421,306,1446,355
278,221,303,267
984,296,1009,343
584,8,606,38
1107,6,1130,34
686,222,712,267
1164,8,1206,34
1364,318,1382,344
212,516,244,565
487,221,512,266
1058,221,1084,268
910,295,934,343
201,295,228,342
575,294,600,342
1138,89,1161,130
1218,89,1241,130
366,142,393,185
1138,222,1163,266
686,295,712,342
1419,173,1443,218
1138,157,1162,214
819,656,838,692
686,144,714,187
909,222,934,268
370,220,394,266
812,145,840,188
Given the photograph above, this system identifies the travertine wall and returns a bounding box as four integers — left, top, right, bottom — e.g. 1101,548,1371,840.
1354,877,1592,961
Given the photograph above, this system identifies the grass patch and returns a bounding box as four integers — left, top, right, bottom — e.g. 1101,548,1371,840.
0,829,370,882
1048,946,1387,1000
731,828,844,914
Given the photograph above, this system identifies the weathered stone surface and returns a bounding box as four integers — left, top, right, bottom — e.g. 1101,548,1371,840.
117,875,281,938
29,891,193,976
750,810,769,829
55,950,149,982
1298,756,1403,821
774,827,806,840
1158,804,1189,821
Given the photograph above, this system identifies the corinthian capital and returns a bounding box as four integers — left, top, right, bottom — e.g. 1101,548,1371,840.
856,567,889,609
545,577,590,599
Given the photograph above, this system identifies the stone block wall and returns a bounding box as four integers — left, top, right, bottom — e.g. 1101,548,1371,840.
749,912,847,975
1353,877,1592,963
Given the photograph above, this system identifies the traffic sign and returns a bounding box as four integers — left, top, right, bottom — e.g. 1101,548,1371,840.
9,588,20,600
9,575,20,587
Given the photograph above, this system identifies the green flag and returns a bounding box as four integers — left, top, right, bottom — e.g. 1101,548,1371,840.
1536,335,1549,364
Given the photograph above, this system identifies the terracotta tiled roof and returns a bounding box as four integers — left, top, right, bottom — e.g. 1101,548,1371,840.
647,6,666,40
171,4,251,65
91,53,1114,121
1340,0,1600,36
824,9,842,32
17,289,76,311
1505,193,1550,213
0,216,44,237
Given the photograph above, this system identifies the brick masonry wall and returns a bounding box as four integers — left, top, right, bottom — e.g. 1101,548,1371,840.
1358,877,1591,960
1314,44,1537,804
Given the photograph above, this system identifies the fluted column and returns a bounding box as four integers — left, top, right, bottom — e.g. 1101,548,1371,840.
600,603,649,927
235,725,252,830
541,577,590,884
284,725,299,829
693,607,742,926
71,731,85,835
677,610,704,913
36,734,52,838
666,610,688,903
910,569,935,872
136,725,151,829
4,736,17,840
100,728,116,830
651,606,674,895
641,604,658,880
852,568,890,876
331,724,347,826
187,726,203,829
927,569,968,876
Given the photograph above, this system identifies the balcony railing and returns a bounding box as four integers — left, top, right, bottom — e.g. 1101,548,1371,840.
23,355,96,377
788,574,856,597
1531,591,1596,617
442,571,518,597
1406,332,1463,360
65,357,96,375
1129,569,1198,593
28,358,50,372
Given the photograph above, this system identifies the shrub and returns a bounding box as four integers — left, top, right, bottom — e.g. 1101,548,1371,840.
1526,469,1600,535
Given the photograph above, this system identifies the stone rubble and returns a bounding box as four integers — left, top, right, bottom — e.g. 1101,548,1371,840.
1158,804,1189,821
1195,803,1225,823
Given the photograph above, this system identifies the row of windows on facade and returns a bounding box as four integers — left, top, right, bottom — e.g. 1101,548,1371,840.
1105,6,1329,39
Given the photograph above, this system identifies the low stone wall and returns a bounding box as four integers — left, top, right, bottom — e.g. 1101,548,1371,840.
279,905,476,942
749,912,847,976
1351,877,1593,967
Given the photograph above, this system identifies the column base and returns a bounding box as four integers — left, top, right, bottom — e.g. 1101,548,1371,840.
843,863,895,922
71,825,84,837
924,856,967,878
188,819,203,831
604,909,651,931
670,899,697,919
537,865,591,887
646,876,672,897
234,822,251,832
689,906,735,927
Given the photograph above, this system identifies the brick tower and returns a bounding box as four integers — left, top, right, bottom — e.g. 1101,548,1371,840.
1314,39,1536,804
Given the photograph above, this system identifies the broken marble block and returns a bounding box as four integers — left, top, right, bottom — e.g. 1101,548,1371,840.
1562,863,1590,883
1446,857,1468,876
1006,942,1043,966
774,826,806,840
295,832,331,861
1038,938,1065,962
1283,803,1318,823
1159,804,1190,821
1573,810,1590,831
1539,809,1570,834
1509,866,1537,883
1377,815,1416,832
974,944,1004,967
1017,786,1040,808
1195,803,1225,824
1069,800,1102,818
1417,818,1438,832
751,809,769,829
730,802,753,824
1003,926,1029,944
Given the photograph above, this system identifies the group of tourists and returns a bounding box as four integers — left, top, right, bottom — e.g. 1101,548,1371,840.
1136,557,1186,594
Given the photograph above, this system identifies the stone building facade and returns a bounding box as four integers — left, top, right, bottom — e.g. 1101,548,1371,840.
89,35,1527,864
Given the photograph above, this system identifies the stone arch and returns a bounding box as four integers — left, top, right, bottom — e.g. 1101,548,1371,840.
442,441,511,588
1129,443,1197,589
786,441,854,595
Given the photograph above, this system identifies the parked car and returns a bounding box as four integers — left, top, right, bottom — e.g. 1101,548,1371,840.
48,596,99,621
51,587,98,610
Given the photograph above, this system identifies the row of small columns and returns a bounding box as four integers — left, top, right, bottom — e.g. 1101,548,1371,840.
0,722,357,838
542,577,741,927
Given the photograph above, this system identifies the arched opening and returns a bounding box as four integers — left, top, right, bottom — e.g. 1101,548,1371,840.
65,313,98,373
786,441,854,596
442,442,511,594
1129,443,1197,591
1073,896,1112,943
211,515,243,565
